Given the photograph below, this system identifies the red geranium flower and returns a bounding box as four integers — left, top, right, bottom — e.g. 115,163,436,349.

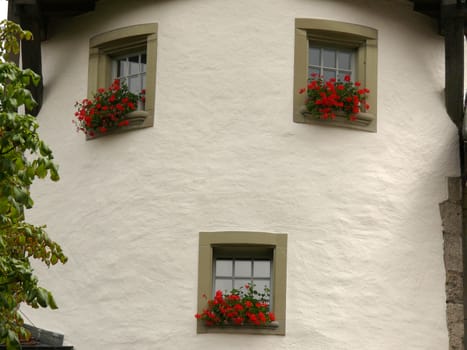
73,79,144,136
194,283,275,327
299,75,370,121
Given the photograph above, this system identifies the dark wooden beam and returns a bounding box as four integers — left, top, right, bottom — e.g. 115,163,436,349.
413,0,440,17
19,14,43,116
443,5,464,129
8,0,98,40
37,0,96,15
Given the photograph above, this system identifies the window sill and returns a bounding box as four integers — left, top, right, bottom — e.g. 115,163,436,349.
197,321,283,335
125,110,148,126
299,106,376,132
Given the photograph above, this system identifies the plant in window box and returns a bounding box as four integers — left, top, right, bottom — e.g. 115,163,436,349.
195,283,277,328
73,79,144,137
299,74,370,122
138,88,146,111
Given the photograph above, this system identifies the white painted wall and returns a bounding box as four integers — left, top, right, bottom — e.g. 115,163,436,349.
0,1,7,20
25,0,458,349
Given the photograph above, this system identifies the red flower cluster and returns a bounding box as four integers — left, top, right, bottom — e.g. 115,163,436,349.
195,284,276,327
73,79,142,137
299,74,370,121
139,89,146,104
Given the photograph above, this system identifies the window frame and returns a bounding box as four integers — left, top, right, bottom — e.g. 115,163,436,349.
293,19,378,132
197,232,287,335
88,23,157,133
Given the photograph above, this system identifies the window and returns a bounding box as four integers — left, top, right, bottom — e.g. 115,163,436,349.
294,19,378,132
197,232,287,335
308,46,355,81
214,247,272,298
112,51,147,97
88,23,157,131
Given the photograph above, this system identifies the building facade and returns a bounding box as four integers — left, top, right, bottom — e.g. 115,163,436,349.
19,0,460,349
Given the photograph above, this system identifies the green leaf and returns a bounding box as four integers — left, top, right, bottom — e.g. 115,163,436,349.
0,324,7,338
39,142,51,157
47,291,58,309
36,288,48,307
8,97,17,109
12,187,28,204
24,31,32,40
50,165,60,181
31,72,41,86
6,330,20,350
35,163,47,178
26,289,36,303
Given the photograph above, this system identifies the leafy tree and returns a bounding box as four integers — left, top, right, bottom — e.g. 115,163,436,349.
0,20,67,350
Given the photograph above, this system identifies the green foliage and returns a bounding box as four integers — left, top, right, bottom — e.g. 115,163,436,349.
0,20,67,350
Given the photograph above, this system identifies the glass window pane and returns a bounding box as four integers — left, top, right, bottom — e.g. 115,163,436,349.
309,67,320,77
323,49,336,68
253,280,270,296
129,55,140,75
235,260,251,277
338,51,352,70
216,260,232,277
215,279,232,293
253,260,270,278
141,54,147,77
234,279,252,290
337,70,353,82
128,76,141,94
323,69,336,81
117,59,128,77
142,74,146,90
309,46,320,66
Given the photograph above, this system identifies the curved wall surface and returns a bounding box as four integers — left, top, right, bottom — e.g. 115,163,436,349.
27,0,458,349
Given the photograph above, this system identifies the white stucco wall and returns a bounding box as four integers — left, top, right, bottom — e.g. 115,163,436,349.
25,0,459,349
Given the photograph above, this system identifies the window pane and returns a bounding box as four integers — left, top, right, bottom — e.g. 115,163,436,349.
141,53,147,74
129,55,140,75
309,67,320,77
309,47,320,66
235,260,251,277
323,69,336,81
117,59,128,77
215,279,232,293
338,51,352,70
142,74,146,90
323,49,336,68
308,45,356,82
216,260,232,277
128,76,141,94
253,260,270,278
337,70,352,82
234,279,252,290
253,280,270,296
